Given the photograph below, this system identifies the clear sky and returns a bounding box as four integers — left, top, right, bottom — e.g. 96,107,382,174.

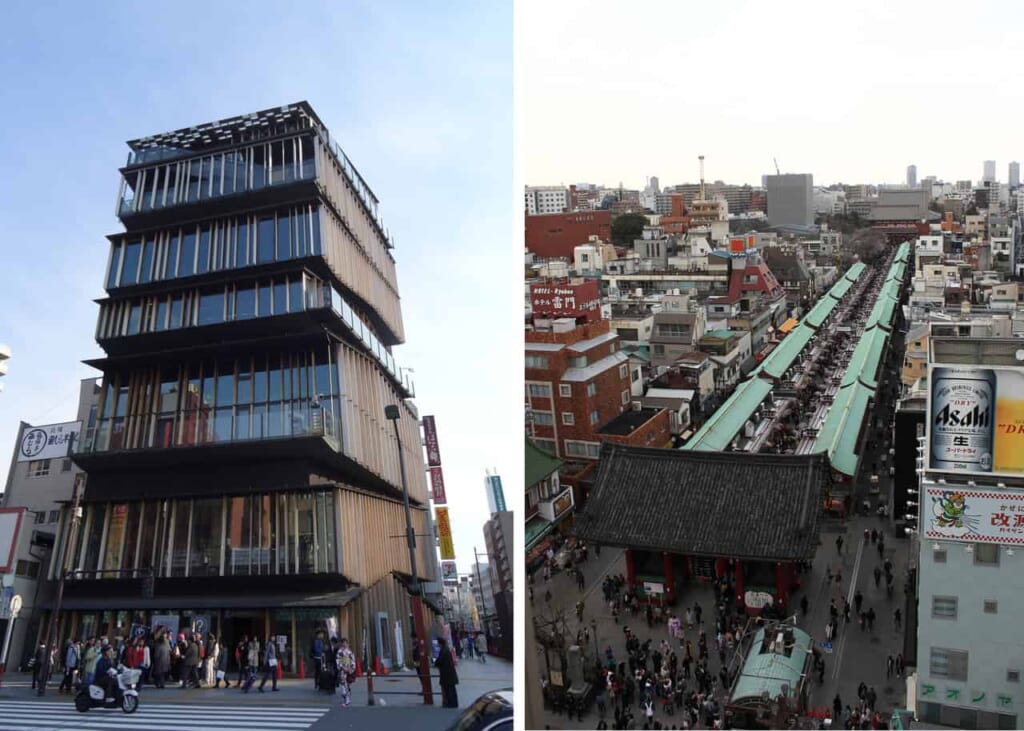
0,0,515,576
521,0,1024,189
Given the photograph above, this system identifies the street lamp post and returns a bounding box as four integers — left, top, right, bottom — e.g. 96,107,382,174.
384,404,433,706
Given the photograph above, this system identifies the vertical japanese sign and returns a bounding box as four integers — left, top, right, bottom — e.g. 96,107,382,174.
436,507,455,560
422,416,441,467
429,467,448,505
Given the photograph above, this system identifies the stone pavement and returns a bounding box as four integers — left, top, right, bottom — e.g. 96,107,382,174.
532,520,912,729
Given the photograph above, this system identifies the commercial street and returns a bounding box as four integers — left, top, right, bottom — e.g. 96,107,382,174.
0,655,512,730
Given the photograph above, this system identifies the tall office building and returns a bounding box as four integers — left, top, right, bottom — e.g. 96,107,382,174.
984,160,996,183
765,174,814,227
485,471,507,514
1009,161,1020,188
907,164,917,188
61,102,437,671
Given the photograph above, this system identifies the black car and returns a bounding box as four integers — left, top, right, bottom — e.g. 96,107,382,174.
445,688,514,731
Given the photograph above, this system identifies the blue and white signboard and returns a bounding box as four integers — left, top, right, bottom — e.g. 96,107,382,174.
17,421,82,462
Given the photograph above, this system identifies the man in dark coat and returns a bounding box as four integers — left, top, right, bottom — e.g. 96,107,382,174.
183,635,201,688
434,637,459,708
152,633,170,688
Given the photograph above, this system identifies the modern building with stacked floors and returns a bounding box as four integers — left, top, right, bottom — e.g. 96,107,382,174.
48,102,439,673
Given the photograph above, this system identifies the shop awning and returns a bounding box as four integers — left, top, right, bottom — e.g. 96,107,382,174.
778,317,799,334
525,511,572,552
51,588,363,611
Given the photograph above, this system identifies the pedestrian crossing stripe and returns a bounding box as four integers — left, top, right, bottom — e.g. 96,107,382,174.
0,701,328,730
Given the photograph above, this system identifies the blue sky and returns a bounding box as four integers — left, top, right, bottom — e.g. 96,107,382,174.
0,0,515,576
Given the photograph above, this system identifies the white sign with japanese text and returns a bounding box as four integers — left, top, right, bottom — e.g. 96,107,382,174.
17,421,82,463
924,485,1024,545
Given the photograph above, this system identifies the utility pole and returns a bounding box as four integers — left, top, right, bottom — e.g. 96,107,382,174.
38,450,85,697
384,405,433,705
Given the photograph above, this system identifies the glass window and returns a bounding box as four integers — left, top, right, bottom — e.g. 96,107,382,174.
186,160,201,202
107,244,122,289
179,229,196,277
226,495,254,576
252,145,266,190
127,303,142,335
235,220,248,268
271,140,285,185
236,286,256,320
268,363,283,402
273,282,287,316
198,290,225,326
258,281,273,317
311,209,321,254
197,225,211,274
296,494,316,573
289,278,304,313
199,367,216,444
81,505,107,572
283,138,297,183
162,165,177,208
277,213,291,259
190,498,223,577
165,233,179,279
253,358,268,403
222,152,236,196
169,296,183,330
156,372,178,448
300,136,316,179
210,156,223,198
258,216,275,263
169,501,191,577
121,240,141,286
139,236,155,284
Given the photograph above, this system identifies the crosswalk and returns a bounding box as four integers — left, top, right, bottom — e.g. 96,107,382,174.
0,700,329,730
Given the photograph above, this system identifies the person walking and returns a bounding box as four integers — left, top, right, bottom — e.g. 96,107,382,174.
336,638,357,707
843,597,851,624
896,653,905,678
235,636,249,688
152,632,170,688
800,595,809,616
310,631,325,690
867,607,876,632
836,535,844,555
886,654,894,679
258,635,279,692
854,589,863,614
59,639,80,693
182,633,201,689
435,637,459,708
873,566,882,588
894,608,902,631
204,634,219,688
214,640,229,688
82,639,99,687
244,636,260,690
475,633,487,663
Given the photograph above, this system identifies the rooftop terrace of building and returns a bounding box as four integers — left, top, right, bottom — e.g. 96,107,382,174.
598,407,664,436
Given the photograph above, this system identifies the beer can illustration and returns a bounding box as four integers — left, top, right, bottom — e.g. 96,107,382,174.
930,366,996,472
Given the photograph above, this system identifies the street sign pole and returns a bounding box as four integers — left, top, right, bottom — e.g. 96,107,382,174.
0,593,23,688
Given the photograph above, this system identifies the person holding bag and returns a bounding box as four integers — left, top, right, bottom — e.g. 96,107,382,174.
258,635,278,692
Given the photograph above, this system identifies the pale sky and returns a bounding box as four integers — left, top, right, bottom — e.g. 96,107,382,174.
521,0,1024,189
0,1,514,577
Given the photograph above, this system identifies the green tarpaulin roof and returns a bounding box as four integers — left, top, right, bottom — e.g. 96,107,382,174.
526,438,563,487
731,626,813,703
684,377,774,452
760,326,815,379
841,328,889,389
813,382,874,476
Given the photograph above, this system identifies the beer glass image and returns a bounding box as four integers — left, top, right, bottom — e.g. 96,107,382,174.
995,368,1024,474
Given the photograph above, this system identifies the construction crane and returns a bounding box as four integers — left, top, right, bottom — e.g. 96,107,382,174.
773,157,780,175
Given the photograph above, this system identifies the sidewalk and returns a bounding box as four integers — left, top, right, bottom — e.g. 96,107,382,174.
0,654,513,710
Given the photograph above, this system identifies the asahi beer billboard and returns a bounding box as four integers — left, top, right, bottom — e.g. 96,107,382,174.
928,365,1024,476
17,421,82,463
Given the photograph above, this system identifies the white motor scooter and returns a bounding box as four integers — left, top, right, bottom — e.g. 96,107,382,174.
74,665,141,714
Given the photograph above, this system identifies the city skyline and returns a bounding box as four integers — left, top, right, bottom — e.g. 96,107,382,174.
521,0,1024,189
0,0,513,576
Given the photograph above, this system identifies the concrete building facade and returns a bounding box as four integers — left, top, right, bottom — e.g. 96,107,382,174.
766,174,814,227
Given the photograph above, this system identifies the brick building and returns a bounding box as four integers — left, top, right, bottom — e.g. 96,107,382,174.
525,211,613,259
525,318,670,460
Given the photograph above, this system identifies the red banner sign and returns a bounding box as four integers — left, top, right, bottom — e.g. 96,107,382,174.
429,467,448,504
423,415,441,467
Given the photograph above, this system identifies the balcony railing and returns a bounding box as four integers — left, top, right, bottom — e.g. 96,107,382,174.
77,403,338,455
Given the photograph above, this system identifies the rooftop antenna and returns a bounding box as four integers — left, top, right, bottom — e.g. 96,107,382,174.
699,155,705,201
774,157,781,175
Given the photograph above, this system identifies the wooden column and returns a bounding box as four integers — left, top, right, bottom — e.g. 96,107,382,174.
625,549,636,588
662,552,675,604
774,562,788,609
734,560,745,604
